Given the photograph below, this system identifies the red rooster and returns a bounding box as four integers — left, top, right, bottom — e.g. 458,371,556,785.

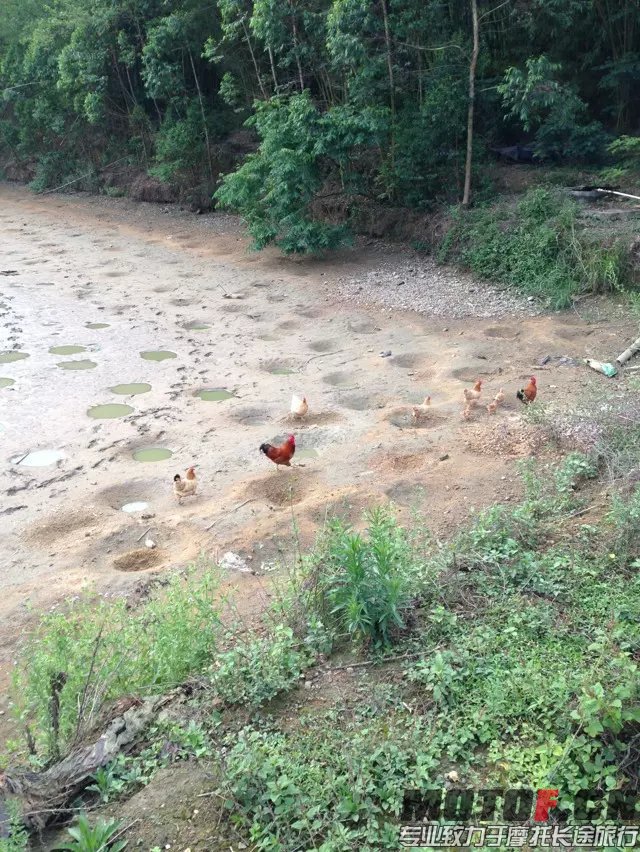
260,434,296,469
517,376,537,404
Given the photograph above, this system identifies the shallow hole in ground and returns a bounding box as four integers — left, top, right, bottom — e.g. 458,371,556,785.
324,370,356,386
110,383,152,396
98,480,156,509
371,450,427,474
385,480,427,507
26,508,101,543
231,406,271,426
261,358,299,376
195,388,235,401
87,403,134,419
140,350,177,362
484,325,520,340
386,408,447,430
308,339,339,353
340,392,388,411
220,303,245,313
113,548,163,572
452,366,499,382
49,345,86,356
57,359,97,371
0,351,29,363
276,319,299,331
390,353,426,369
132,447,173,462
348,319,378,334
296,306,322,319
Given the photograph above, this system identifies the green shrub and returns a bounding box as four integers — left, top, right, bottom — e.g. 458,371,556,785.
12,568,222,763
53,814,126,852
296,506,420,647
211,625,314,707
439,187,631,307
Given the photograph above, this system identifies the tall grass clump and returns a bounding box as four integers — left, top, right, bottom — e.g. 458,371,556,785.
12,568,223,764
438,187,631,308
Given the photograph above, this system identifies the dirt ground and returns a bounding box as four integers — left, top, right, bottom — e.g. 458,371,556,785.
0,182,636,748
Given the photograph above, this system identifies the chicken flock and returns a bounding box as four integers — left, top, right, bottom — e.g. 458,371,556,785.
172,377,538,497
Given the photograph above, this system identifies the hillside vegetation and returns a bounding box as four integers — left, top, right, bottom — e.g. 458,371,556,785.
1,0,639,262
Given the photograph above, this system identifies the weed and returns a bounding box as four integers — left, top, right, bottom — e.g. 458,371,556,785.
211,625,313,708
12,568,223,763
0,801,28,852
53,814,126,852
438,187,633,308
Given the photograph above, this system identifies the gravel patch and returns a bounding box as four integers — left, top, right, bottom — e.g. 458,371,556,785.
335,256,541,319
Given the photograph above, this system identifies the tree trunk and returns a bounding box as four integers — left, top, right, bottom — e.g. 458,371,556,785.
0,697,165,833
462,0,479,207
188,50,214,181
380,0,395,117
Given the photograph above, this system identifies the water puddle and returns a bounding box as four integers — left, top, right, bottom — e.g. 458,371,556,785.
16,449,66,467
86,322,110,329
57,359,98,371
270,368,296,376
197,388,234,402
0,351,29,364
121,501,150,513
140,350,177,362
87,403,134,419
132,447,173,462
296,448,319,460
184,321,211,331
49,345,86,356
0,378,15,389
110,383,151,396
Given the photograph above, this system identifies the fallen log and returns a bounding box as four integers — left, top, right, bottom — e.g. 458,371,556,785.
0,695,168,833
616,336,640,368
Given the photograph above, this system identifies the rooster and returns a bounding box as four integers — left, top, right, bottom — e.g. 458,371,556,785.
260,434,295,469
517,376,537,404
174,466,197,501
291,394,308,419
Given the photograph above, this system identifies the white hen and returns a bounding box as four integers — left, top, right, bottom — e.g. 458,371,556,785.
291,394,309,419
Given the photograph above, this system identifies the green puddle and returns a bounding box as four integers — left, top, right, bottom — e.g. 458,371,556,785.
140,350,177,362
132,447,173,462
297,448,319,460
0,351,29,364
184,321,211,331
197,388,234,401
57,359,97,371
86,322,110,329
49,345,86,356
87,403,134,419
270,368,296,375
110,383,151,396
0,378,15,389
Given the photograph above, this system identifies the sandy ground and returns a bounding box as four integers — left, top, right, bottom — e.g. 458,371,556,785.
0,183,635,739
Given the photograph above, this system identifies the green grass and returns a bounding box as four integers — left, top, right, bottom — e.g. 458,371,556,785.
438,187,633,308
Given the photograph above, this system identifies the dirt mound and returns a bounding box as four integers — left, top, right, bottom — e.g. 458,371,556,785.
113,547,164,572
463,418,543,458
243,469,317,507
370,450,427,474
25,508,102,544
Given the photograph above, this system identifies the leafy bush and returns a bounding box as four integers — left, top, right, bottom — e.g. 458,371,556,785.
12,568,222,763
53,814,126,852
0,801,28,852
294,506,421,647
439,187,631,307
211,625,314,707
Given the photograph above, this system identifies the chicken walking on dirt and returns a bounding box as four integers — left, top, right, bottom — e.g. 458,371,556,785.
260,434,296,469
173,466,197,501
517,376,537,404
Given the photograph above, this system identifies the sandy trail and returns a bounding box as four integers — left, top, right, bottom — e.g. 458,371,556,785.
0,183,634,732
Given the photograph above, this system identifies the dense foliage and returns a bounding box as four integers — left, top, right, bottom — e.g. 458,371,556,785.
1,0,639,250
